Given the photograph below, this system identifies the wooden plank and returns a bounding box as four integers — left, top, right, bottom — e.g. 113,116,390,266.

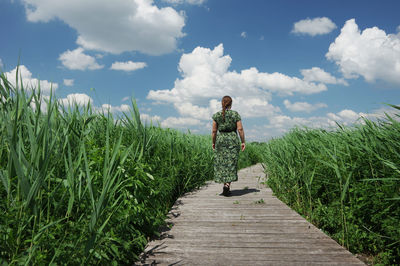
143,238,348,252
166,214,305,219
139,256,364,266
172,210,305,215
144,246,354,256
151,232,334,240
137,164,365,265
142,252,364,265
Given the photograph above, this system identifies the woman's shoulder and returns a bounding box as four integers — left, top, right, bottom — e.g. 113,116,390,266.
212,111,222,120
229,110,241,120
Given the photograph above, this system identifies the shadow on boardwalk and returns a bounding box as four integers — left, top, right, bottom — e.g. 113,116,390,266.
137,164,365,266
227,188,260,197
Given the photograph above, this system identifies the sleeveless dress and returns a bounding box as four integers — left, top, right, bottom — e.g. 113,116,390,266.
212,109,241,183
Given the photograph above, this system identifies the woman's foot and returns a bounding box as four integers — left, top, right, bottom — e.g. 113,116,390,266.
223,183,231,196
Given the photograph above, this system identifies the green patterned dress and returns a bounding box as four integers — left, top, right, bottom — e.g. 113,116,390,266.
212,109,241,183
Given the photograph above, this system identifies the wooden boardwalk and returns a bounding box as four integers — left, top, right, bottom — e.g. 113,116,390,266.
138,164,365,265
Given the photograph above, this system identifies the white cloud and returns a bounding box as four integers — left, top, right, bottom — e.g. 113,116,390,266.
241,31,247,38
161,116,202,128
252,114,333,140
122,96,130,102
326,109,370,126
58,93,135,114
100,103,130,113
140,113,161,123
59,93,93,106
0,58,3,68
147,44,327,126
284,99,327,113
59,48,104,70
253,106,395,141
292,17,337,36
162,0,206,5
146,43,391,135
337,109,360,121
4,65,58,94
232,96,280,118
110,61,147,72
173,100,217,120
63,79,74,86
326,19,400,85
301,67,348,85
23,0,185,55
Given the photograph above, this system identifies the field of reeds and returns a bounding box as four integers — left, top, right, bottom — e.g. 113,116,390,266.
262,109,400,265
0,71,264,264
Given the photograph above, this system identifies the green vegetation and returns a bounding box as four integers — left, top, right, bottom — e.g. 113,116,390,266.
0,70,255,264
262,109,400,265
0,68,267,264
237,142,265,169
254,198,265,204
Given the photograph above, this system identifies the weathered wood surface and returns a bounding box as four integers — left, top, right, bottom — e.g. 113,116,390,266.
137,164,365,266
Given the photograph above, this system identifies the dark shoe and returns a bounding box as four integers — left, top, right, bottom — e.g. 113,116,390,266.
223,186,231,196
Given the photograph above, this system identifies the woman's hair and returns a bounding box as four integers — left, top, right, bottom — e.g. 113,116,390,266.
221,95,232,121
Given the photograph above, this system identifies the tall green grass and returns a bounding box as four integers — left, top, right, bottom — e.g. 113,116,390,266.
238,142,267,169
262,109,400,264
0,68,263,264
0,69,219,264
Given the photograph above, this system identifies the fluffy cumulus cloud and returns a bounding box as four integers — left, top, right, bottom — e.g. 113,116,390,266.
301,67,348,85
244,115,329,140
23,0,185,55
147,44,329,128
59,93,93,106
326,19,400,85
110,61,147,72
246,106,398,141
140,113,161,123
100,103,130,113
145,43,393,137
4,65,58,94
327,109,360,123
59,48,104,70
63,79,74,86
283,99,327,113
59,93,134,114
161,116,202,128
292,17,337,36
241,31,247,38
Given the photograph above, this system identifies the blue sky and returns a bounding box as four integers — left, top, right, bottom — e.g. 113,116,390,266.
1,0,400,140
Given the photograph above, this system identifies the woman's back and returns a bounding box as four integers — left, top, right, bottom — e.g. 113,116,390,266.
212,109,241,132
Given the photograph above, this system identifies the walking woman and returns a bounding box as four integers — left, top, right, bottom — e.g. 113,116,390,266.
212,96,245,196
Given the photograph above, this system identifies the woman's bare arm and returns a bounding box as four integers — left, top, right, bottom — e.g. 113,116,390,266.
212,120,218,150
237,120,245,151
